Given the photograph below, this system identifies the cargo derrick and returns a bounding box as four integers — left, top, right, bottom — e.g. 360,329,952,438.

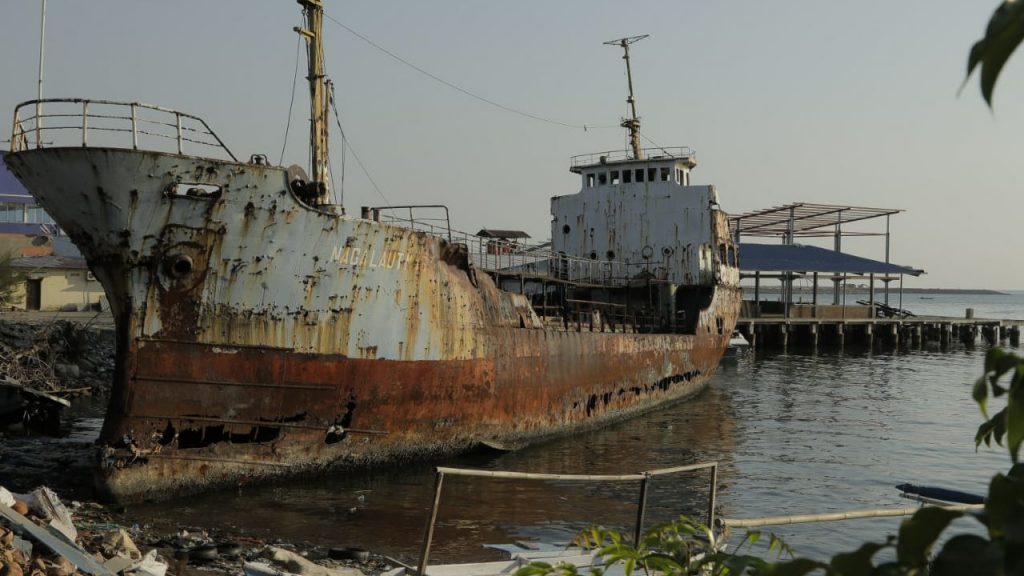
3,8,740,501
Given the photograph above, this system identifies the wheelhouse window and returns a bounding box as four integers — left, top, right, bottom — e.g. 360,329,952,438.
611,170,620,185
598,172,608,185
635,169,644,183
660,167,670,181
648,168,657,182
586,173,595,188
623,170,632,183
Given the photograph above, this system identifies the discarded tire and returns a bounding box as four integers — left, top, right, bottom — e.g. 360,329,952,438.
328,547,369,562
216,542,242,557
189,545,219,561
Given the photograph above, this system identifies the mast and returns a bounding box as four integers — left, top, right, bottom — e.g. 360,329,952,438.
603,35,648,160
295,0,331,205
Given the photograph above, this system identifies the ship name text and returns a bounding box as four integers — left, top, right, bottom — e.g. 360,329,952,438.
330,245,411,270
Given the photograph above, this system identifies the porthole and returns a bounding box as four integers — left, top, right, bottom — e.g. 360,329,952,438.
165,255,194,279
589,251,598,260
606,250,616,260
562,224,571,234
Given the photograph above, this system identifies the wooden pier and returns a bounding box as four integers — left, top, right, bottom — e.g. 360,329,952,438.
737,316,1024,351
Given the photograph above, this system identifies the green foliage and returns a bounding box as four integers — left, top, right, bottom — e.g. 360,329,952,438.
516,348,1024,575
515,518,816,576
0,250,26,308
977,347,1024,463
966,1,1024,106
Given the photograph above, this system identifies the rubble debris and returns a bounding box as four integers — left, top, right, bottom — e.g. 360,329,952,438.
1,484,386,576
0,319,114,434
0,498,113,576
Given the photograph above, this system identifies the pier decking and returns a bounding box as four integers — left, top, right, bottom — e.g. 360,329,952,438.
737,314,1024,350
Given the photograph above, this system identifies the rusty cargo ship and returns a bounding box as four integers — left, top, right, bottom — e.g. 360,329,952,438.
4,4,739,502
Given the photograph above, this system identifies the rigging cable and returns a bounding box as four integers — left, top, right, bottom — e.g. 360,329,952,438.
322,12,617,131
639,130,677,158
279,27,303,166
330,94,391,208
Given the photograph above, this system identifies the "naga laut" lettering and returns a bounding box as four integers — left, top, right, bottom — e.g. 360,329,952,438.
330,244,412,270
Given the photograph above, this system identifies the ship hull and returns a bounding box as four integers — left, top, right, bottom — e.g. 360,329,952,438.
5,147,740,502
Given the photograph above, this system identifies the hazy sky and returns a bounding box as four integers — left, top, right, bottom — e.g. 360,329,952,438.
1,1,1022,288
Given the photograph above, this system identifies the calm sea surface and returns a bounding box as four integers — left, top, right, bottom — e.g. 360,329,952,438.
118,291,1023,564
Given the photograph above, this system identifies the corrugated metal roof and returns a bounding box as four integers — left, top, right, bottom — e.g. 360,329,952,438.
739,243,923,276
0,151,35,204
477,229,531,239
10,255,88,270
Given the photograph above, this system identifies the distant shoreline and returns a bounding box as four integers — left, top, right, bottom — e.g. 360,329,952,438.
748,287,1009,296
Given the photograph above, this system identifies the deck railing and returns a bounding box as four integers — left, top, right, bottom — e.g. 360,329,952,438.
10,99,237,161
570,147,695,169
370,205,658,289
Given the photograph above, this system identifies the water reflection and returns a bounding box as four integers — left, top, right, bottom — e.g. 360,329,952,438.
127,384,736,564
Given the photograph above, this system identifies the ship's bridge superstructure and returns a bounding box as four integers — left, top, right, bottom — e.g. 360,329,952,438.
552,147,734,287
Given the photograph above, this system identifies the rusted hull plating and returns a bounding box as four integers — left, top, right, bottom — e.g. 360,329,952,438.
4,147,740,502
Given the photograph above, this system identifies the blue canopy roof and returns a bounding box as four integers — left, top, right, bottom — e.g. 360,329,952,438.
0,151,35,204
739,243,923,276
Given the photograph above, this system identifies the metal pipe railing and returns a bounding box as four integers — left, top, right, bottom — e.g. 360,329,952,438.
416,461,719,576
9,98,237,161
722,503,983,529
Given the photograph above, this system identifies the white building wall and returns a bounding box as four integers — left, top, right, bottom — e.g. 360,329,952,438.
8,269,104,311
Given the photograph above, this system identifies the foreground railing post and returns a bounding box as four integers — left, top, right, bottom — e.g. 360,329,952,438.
707,463,718,530
634,472,650,545
417,469,446,576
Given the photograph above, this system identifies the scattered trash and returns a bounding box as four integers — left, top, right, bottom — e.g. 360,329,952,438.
1,483,383,576
255,546,363,576
14,486,78,542
0,495,113,576
0,484,171,576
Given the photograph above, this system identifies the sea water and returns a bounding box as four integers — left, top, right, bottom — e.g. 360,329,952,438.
121,291,1024,563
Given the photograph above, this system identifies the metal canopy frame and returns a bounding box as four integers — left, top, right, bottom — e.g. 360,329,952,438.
730,202,902,240
730,203,912,312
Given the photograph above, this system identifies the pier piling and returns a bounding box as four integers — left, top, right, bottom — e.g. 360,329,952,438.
735,315,1024,353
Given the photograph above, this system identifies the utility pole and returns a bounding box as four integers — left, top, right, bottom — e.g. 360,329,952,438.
604,35,648,160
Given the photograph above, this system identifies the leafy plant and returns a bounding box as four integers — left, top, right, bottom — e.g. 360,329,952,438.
966,1,1024,106
515,518,815,576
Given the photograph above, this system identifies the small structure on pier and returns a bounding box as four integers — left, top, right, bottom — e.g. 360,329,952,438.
731,202,923,320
